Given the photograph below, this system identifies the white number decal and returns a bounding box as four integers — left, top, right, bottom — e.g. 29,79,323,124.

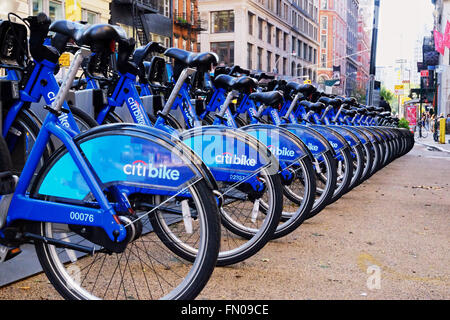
70,211,94,223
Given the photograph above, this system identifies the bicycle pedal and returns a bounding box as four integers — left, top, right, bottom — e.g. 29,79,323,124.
0,245,21,263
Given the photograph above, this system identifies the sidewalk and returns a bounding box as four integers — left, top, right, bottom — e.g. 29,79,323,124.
414,132,450,153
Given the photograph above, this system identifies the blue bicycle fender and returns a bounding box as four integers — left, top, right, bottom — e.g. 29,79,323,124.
326,126,362,147
179,125,280,182
306,125,349,153
35,125,206,201
342,126,371,145
239,124,312,163
278,123,333,157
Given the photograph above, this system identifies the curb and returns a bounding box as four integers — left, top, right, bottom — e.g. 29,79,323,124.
416,141,450,153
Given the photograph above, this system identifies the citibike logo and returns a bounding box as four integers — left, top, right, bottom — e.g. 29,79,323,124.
48,92,70,128
307,142,319,152
123,160,180,181
330,141,338,148
128,97,146,125
215,152,257,167
267,145,295,157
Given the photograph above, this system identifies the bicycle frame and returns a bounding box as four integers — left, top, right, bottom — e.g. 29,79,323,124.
3,59,82,140
1,50,127,242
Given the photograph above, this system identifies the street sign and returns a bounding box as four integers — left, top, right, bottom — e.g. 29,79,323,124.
394,84,404,95
420,70,429,77
59,53,71,67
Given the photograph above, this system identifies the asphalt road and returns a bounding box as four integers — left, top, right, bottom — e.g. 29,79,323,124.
0,142,448,300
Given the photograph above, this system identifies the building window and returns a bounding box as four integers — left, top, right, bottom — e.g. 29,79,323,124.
291,61,295,76
308,46,312,62
283,32,288,51
297,63,301,76
211,41,234,65
303,43,307,60
313,48,317,64
321,0,328,10
283,57,287,75
247,43,253,69
49,1,63,20
321,16,328,30
211,11,234,33
267,51,272,72
257,47,263,71
32,0,44,16
275,28,280,47
297,40,301,57
275,54,280,72
164,0,170,18
267,23,272,44
321,53,327,68
292,36,296,53
258,18,263,40
248,12,254,35
33,0,64,21
82,9,99,24
321,35,327,48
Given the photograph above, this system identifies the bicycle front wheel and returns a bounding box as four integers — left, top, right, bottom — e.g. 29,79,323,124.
33,179,221,300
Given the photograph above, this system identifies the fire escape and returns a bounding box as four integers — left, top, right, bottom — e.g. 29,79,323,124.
113,0,160,46
173,8,206,51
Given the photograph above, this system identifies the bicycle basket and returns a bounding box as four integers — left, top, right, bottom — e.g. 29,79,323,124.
0,20,28,67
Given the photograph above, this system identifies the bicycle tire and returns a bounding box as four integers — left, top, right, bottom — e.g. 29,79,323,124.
31,147,221,300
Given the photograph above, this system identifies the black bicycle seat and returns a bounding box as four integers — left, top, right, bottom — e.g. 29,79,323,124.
318,96,342,107
342,109,357,117
164,48,218,70
343,97,357,106
232,76,258,93
213,74,236,90
50,21,127,48
133,42,166,66
300,100,325,112
286,82,316,96
354,107,367,114
248,91,283,107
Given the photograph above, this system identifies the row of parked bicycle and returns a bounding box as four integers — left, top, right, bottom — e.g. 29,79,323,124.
0,13,414,300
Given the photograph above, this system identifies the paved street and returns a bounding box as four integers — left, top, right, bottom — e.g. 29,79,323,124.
0,141,448,300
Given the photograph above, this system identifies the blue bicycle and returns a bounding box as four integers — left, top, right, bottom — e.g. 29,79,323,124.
0,13,221,300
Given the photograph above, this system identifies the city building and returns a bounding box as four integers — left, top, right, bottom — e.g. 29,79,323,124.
172,0,205,52
344,0,359,96
197,0,320,81
110,0,172,48
356,7,370,93
432,0,450,117
318,0,348,94
0,0,111,23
